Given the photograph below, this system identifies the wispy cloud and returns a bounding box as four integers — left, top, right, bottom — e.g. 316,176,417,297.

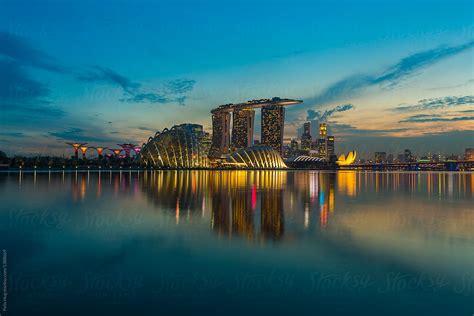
393,95,474,112
78,66,196,105
164,79,196,94
399,115,474,123
0,32,68,73
77,66,140,94
0,59,64,120
0,59,49,101
48,127,120,143
427,79,474,91
299,40,474,111
137,126,156,132
122,92,168,104
306,104,354,121
0,32,67,121
332,123,410,136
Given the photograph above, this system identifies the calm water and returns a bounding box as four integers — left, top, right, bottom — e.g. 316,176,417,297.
0,170,473,315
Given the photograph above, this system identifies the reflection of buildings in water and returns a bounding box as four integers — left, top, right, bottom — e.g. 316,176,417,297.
295,172,336,229
337,171,357,197
211,189,231,236
261,188,284,240
231,189,254,239
318,173,335,227
209,171,286,241
141,171,208,223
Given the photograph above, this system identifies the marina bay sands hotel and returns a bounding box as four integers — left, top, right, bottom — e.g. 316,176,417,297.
208,97,302,159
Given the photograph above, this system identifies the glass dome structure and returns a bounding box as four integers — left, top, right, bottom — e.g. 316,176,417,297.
140,124,210,168
226,146,287,169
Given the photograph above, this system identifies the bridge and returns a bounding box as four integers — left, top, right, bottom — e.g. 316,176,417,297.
339,160,474,171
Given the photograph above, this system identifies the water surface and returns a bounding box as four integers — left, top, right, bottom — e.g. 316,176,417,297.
1,170,473,315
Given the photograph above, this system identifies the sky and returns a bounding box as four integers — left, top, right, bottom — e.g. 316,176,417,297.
0,0,473,158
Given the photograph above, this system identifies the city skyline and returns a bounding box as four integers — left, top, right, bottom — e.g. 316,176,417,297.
1,0,473,157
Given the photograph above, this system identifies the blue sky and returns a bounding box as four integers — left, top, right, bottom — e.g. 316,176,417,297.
0,0,473,158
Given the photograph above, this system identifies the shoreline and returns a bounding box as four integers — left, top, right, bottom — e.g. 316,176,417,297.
0,168,472,173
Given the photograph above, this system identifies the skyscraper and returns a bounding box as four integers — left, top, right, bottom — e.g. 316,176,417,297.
318,123,328,159
327,136,335,158
319,123,327,138
209,111,231,158
261,105,285,155
231,107,255,150
301,122,312,151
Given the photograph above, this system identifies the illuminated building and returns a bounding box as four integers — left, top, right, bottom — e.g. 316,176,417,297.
261,105,285,155
226,146,287,169
319,123,327,138
209,111,231,159
317,138,326,159
288,139,299,157
209,98,302,160
327,136,335,158
79,146,88,159
317,123,327,159
140,123,210,168
336,151,357,166
465,148,474,161
301,122,312,151
231,107,255,150
286,155,328,168
66,142,87,159
292,156,328,163
375,152,387,163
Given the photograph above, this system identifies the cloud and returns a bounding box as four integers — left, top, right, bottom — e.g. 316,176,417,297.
77,66,140,94
164,79,196,94
48,127,120,143
137,126,156,132
0,59,64,119
0,32,67,73
331,123,410,136
299,40,474,111
306,104,354,121
175,96,187,106
0,132,25,138
399,116,474,123
374,40,474,85
0,32,67,121
0,59,49,102
2,102,65,118
122,92,168,104
392,95,474,112
78,66,195,105
427,79,474,91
